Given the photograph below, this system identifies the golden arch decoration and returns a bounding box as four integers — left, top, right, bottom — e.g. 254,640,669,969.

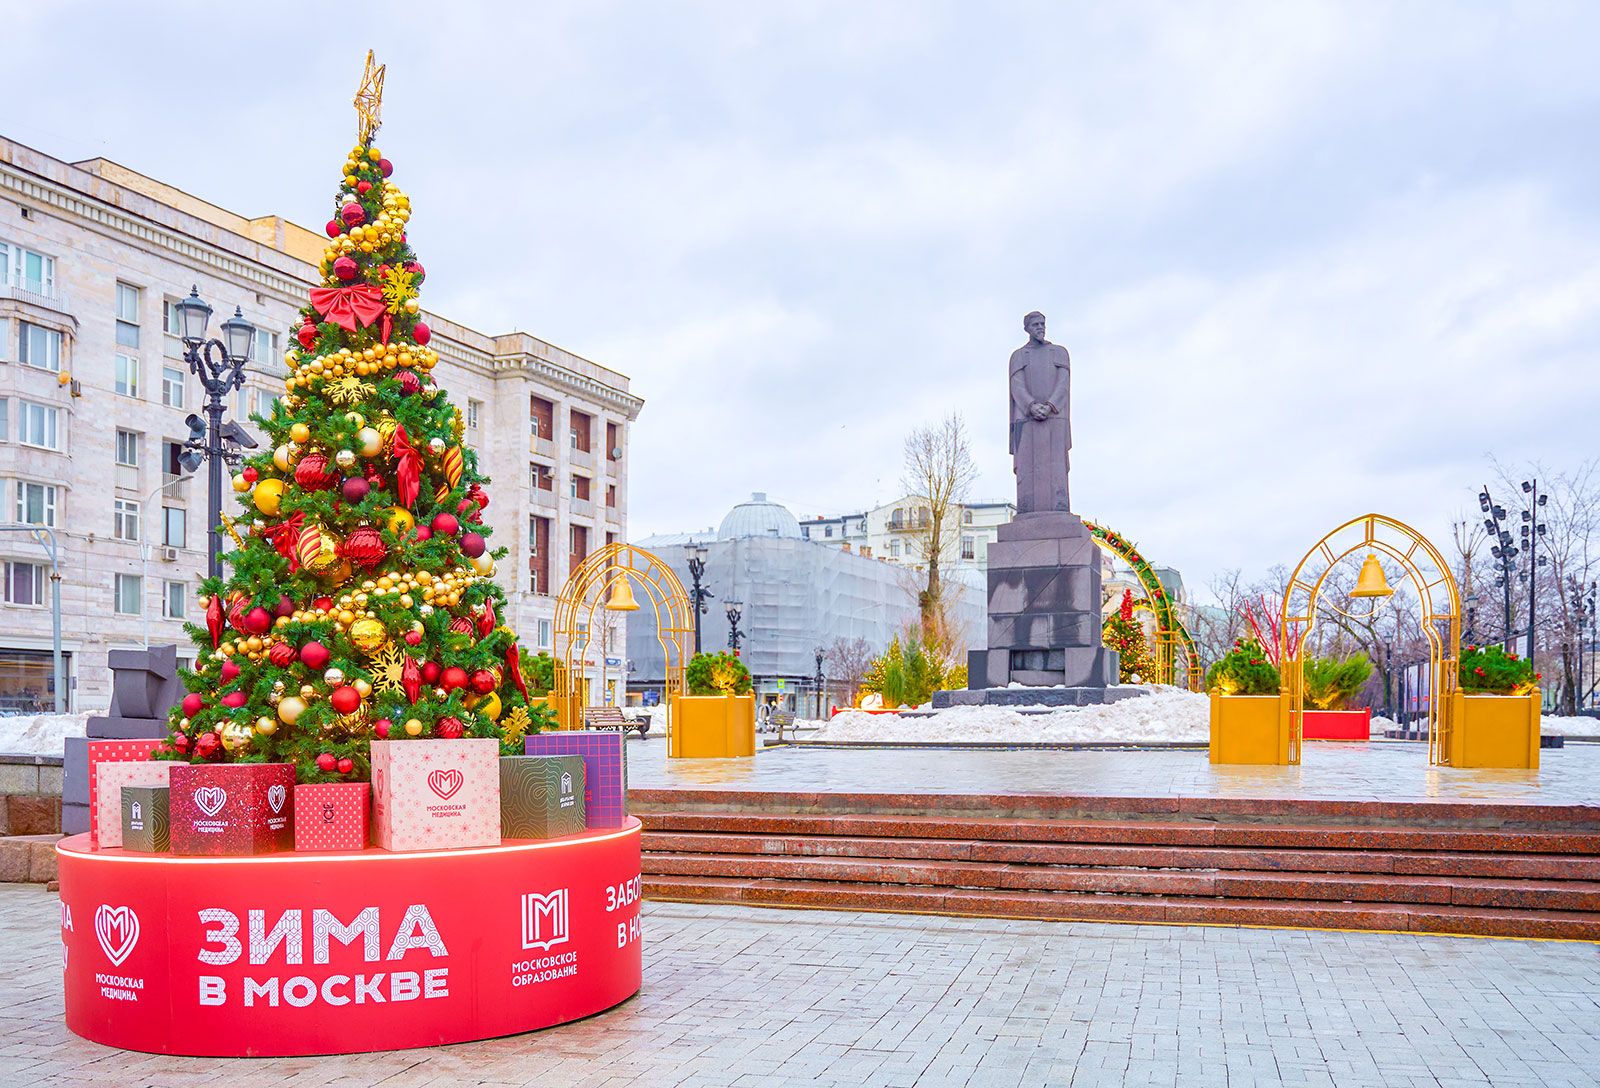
553,542,692,730
1277,514,1461,765
1083,520,1202,690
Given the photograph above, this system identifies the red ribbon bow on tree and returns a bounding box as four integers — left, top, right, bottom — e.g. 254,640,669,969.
392,424,422,510
262,513,306,572
308,284,390,340
477,596,497,639
504,642,529,701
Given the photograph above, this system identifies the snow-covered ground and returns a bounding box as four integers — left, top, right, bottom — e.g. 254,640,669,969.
0,712,90,756
810,687,1210,745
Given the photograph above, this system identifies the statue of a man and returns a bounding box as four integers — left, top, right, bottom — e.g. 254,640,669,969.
1009,311,1071,513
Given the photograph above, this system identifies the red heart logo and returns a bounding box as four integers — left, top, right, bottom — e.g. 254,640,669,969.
427,768,463,800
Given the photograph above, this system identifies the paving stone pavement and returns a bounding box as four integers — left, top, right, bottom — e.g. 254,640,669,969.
1,884,1597,1087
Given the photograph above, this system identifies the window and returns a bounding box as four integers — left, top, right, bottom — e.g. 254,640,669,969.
3,561,45,606
163,580,185,620
961,536,976,560
115,429,140,467
530,396,554,439
115,353,140,398
530,462,554,491
571,474,591,501
2,243,55,296
253,388,276,419
163,298,183,337
825,525,834,538
18,401,58,449
0,397,8,441
467,399,481,431
15,482,57,526
163,507,186,548
962,509,974,525
890,540,902,557
114,573,142,616
115,282,141,348
569,409,592,452
113,498,140,542
250,327,278,364
17,322,61,371
163,440,184,476
606,421,620,461
605,484,617,509
162,367,185,408
537,619,552,649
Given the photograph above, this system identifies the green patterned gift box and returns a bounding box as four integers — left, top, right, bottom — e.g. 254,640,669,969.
120,786,170,852
499,756,586,839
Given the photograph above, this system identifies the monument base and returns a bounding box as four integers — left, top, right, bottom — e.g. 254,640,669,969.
932,685,1144,709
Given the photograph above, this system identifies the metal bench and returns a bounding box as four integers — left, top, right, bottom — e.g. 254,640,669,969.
582,705,648,737
769,709,795,743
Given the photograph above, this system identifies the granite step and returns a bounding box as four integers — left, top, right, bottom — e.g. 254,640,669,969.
641,874,1600,940
640,830,1600,881
640,850,1600,911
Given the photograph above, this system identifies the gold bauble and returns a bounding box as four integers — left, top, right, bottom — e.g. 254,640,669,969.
232,473,250,493
404,718,424,737
255,716,277,736
335,449,357,470
353,678,372,698
220,722,253,751
471,554,496,576
386,506,415,536
477,691,502,721
349,617,387,654
324,667,345,686
273,444,293,472
253,478,285,515
277,696,306,724
358,427,383,457
290,423,311,444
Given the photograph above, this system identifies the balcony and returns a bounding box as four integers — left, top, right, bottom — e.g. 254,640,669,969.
530,431,555,459
569,445,595,470
605,453,622,477
0,279,71,317
530,487,558,513
570,497,594,519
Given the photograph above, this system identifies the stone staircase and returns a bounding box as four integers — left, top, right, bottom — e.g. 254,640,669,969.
633,790,1600,940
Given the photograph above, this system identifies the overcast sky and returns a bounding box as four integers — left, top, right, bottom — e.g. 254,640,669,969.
7,3,1597,602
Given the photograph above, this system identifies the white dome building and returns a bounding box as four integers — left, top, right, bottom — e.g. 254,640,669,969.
717,493,802,541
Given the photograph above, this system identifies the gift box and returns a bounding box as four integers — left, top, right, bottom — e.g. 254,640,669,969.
86,738,163,847
170,763,295,855
370,738,500,852
94,758,172,848
500,755,586,839
294,782,371,852
120,786,170,852
523,730,627,828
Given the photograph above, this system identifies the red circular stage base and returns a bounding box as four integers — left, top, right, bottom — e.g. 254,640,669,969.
57,820,643,1057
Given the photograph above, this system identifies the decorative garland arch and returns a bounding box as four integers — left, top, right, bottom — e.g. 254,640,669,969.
553,542,692,729
1083,520,1202,690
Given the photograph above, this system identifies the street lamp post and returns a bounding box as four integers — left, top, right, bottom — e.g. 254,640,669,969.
685,545,713,655
814,646,825,720
1480,486,1517,649
725,602,743,655
174,287,257,581
1518,479,1549,668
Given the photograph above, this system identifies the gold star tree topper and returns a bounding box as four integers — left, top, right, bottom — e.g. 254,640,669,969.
354,50,386,144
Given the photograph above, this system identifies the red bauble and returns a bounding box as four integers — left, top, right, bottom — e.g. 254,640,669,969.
406,261,425,281
440,666,468,692
297,323,317,349
333,256,359,281
242,466,259,484
378,158,393,177
448,616,473,635
431,513,459,537
295,453,339,491
181,693,203,717
221,691,247,709
468,669,496,695
329,685,361,714
244,607,273,635
196,732,220,755
268,642,295,668
313,596,334,612
436,716,464,740
300,641,331,670
220,659,241,683
173,733,191,752
413,526,433,543
412,321,430,345
459,532,486,558
374,718,392,738
356,180,372,195
341,477,370,503
337,757,355,774
275,594,295,617
403,629,424,646
421,661,442,684
395,370,421,396
227,593,250,633
342,525,387,570
316,753,337,772
340,202,366,226
324,219,341,238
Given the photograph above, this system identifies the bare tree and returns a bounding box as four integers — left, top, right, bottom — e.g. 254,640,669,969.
823,636,876,706
901,413,979,640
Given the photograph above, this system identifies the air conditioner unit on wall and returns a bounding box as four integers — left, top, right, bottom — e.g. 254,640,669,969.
160,547,179,562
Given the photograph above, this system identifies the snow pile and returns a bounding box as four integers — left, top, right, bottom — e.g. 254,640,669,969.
0,711,90,756
1542,714,1600,736
810,687,1209,745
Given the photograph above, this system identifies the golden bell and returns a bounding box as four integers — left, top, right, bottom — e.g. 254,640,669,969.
603,576,640,612
1350,553,1394,599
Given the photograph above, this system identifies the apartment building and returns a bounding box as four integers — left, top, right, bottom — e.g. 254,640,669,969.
0,135,641,712
800,496,1015,570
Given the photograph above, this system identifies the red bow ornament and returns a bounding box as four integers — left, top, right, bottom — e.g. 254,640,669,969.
392,424,422,510
308,284,390,340
402,655,422,705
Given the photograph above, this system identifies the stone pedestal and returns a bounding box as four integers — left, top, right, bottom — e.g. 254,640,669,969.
62,646,182,835
934,513,1121,709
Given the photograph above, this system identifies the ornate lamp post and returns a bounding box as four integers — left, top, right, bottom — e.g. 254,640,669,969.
725,601,743,655
1518,479,1549,668
174,287,257,580
814,646,825,719
686,545,713,655
1480,486,1517,649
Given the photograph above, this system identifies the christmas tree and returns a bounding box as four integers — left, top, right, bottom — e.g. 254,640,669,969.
1102,589,1156,684
162,54,539,781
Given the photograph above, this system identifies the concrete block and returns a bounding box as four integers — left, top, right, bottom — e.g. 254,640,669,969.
988,566,1098,615
0,764,41,794
28,839,60,883
39,765,63,794
994,512,1089,543
989,612,1100,651
0,840,30,882
63,737,89,805
63,802,89,836
5,795,60,836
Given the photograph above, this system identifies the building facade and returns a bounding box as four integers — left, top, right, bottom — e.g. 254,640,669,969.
800,496,1014,571
0,135,641,712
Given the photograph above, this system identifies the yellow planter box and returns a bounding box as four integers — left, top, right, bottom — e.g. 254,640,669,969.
670,694,756,758
1449,692,1540,769
1208,693,1293,765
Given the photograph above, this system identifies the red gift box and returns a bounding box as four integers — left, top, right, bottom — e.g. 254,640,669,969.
370,738,499,852
170,763,295,855
86,739,163,847
293,782,370,852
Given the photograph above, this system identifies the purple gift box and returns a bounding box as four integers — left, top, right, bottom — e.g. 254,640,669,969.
522,729,626,828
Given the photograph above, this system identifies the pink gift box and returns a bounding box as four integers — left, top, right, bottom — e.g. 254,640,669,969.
370,738,499,852
86,739,163,847
94,760,173,848
293,782,371,852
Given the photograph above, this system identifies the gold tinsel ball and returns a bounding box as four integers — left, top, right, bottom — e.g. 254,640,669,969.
255,716,277,736
336,449,357,470
349,617,387,654
404,718,424,737
299,684,316,699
